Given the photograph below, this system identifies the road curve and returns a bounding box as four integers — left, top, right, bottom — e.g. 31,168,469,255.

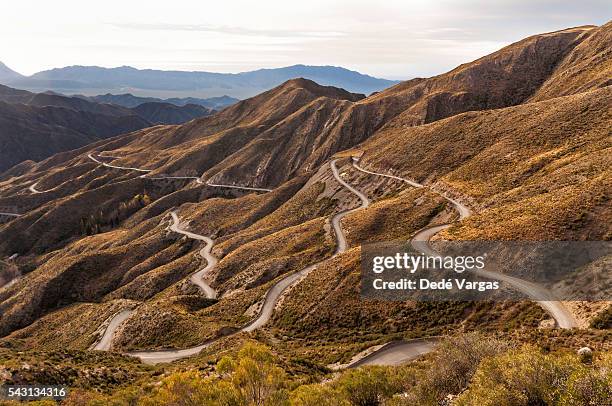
353,158,578,329
87,153,152,173
88,151,272,192
242,159,370,333
349,338,440,368
351,158,423,189
92,309,135,351
28,182,42,194
113,159,370,364
169,211,217,299
89,211,218,353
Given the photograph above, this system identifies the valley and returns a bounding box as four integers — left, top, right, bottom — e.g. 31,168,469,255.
0,20,610,405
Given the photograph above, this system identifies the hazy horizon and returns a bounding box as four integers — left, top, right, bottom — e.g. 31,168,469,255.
2,1,609,80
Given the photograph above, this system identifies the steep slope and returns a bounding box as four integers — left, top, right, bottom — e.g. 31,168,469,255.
370,25,595,128
70,26,594,191
358,86,611,240
531,22,612,101
46,79,365,186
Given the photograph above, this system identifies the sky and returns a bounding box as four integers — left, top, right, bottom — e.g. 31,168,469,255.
1,0,609,79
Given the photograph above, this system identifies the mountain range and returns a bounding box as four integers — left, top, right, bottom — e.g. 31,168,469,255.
0,22,609,403
80,93,239,109
0,84,215,171
1,63,399,99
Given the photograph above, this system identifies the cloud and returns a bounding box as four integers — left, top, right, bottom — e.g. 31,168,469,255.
111,22,347,39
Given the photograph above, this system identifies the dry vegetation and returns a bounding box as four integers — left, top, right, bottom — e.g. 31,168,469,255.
0,22,609,401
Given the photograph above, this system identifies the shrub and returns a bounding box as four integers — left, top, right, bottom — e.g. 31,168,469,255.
454,347,612,405
138,342,288,406
559,367,612,406
217,342,288,405
393,333,510,404
290,384,349,406
333,366,403,406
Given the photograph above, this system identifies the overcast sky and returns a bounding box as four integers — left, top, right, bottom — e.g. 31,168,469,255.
2,0,609,79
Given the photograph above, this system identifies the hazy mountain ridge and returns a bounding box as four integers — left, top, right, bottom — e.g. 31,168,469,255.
3,64,399,98
0,61,23,83
0,84,215,171
80,93,239,109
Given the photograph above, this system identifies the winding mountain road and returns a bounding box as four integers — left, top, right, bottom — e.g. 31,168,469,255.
342,157,577,367
242,159,370,333
169,211,217,299
87,153,152,173
87,152,272,192
18,149,579,367
94,159,370,364
352,158,577,329
89,211,217,353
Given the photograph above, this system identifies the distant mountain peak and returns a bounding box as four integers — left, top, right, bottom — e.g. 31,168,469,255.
279,77,365,101
0,61,24,83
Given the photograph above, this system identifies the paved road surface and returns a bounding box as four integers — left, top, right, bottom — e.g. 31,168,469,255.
349,339,440,368
91,309,135,351
169,211,217,299
115,159,370,364
88,151,272,192
87,153,152,172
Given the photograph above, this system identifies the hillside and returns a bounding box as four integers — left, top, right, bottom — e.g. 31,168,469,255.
14,25,593,191
0,22,609,402
0,101,150,172
358,86,610,240
4,64,399,98
0,85,216,171
531,21,612,101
